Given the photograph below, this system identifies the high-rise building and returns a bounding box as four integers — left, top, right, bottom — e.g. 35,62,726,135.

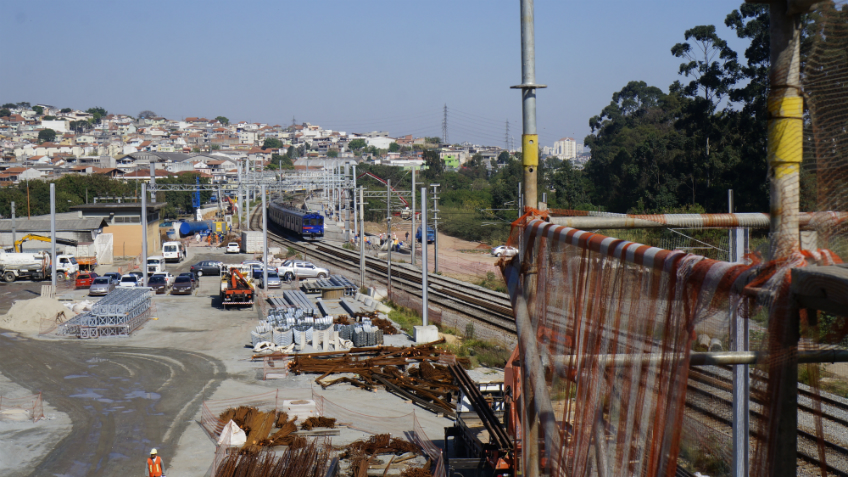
553,137,578,160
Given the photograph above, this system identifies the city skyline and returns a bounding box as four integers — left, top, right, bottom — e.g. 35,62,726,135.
2,0,754,148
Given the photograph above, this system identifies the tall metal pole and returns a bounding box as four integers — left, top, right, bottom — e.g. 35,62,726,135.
420,187,428,326
431,184,439,274
237,161,243,230
50,184,56,289
411,169,416,266
262,185,268,289
386,179,392,294
767,1,803,260
359,187,365,287
141,183,148,287
729,189,750,477
352,164,357,241
149,162,156,202
10,201,15,249
511,0,545,211
344,163,350,242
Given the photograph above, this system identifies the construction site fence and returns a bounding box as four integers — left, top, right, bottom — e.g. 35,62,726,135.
0,392,44,424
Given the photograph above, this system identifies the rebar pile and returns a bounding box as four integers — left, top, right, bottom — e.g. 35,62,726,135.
401,467,434,477
345,434,419,456
215,437,332,477
300,416,336,430
216,407,321,454
288,344,458,416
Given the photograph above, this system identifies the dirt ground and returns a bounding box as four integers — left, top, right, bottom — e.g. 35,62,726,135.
0,245,453,477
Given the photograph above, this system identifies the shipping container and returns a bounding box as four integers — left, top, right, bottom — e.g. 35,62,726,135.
240,231,264,254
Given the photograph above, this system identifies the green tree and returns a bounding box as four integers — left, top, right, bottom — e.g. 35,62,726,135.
327,150,339,158
70,120,90,132
388,142,400,152
459,153,487,181
271,154,294,169
422,150,444,181
60,108,72,113
348,139,366,151
138,110,157,119
0,108,10,118
550,160,592,209
2,103,16,109
43,115,56,120
38,128,57,143
263,138,284,149
32,105,44,115
425,137,441,144
87,106,107,123
211,144,221,150
496,151,511,164
215,116,229,125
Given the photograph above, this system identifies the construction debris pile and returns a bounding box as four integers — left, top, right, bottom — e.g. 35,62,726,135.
217,406,337,455
58,287,151,338
252,309,395,353
342,435,430,477
215,437,333,477
288,343,459,416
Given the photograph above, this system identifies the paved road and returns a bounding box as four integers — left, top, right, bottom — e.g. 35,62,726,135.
0,333,226,477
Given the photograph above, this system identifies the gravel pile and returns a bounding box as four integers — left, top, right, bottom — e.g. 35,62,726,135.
0,296,76,334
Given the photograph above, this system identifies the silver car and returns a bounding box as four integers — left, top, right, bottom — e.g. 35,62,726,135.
89,277,115,296
276,260,329,280
260,270,282,289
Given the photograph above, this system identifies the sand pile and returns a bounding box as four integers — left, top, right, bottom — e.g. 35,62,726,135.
0,296,76,334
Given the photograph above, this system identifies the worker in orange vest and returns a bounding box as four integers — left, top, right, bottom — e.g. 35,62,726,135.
146,448,164,477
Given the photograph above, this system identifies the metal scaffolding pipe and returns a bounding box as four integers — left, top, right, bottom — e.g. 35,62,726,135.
551,350,848,368
50,184,56,289
548,212,845,230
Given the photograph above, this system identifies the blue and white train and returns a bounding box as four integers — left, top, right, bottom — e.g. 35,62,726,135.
268,202,324,239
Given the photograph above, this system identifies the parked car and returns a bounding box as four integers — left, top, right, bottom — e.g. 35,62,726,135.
226,242,240,254
190,261,222,277
491,245,518,258
148,275,169,294
276,260,328,280
129,271,144,280
171,275,195,295
119,274,140,288
102,272,122,285
260,270,282,289
178,272,197,285
75,272,99,289
152,272,175,287
88,276,115,296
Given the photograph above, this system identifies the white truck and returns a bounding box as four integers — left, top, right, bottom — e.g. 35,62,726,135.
146,256,166,274
0,251,51,282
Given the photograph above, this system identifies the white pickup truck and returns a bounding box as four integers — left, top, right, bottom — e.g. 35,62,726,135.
276,260,329,280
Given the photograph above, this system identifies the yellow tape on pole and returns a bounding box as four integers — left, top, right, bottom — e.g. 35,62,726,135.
522,134,539,167
767,96,803,165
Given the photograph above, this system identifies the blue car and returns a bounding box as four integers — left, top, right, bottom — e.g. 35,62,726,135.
416,226,436,243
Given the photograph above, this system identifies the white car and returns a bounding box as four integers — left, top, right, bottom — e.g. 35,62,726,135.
226,242,240,254
118,274,140,288
491,245,518,258
152,272,175,286
276,260,329,280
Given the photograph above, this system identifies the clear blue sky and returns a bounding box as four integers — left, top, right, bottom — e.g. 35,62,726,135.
1,1,753,149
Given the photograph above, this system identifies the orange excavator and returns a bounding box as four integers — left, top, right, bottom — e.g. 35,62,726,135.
220,266,253,308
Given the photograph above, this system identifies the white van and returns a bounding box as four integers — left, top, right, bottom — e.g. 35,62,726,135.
146,256,166,274
162,241,186,263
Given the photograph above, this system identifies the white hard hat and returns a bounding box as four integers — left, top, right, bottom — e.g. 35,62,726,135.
150,448,158,455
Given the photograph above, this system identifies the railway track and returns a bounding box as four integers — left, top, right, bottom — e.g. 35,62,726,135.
685,366,848,475
249,207,517,336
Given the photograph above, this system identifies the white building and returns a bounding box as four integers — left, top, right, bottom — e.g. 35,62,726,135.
552,137,579,160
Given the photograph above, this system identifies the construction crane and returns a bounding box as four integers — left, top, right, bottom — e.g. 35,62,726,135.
13,234,78,253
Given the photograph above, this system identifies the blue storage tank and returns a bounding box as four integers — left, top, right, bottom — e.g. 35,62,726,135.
179,221,210,236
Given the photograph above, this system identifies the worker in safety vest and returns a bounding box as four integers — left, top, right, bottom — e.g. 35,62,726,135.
146,448,164,477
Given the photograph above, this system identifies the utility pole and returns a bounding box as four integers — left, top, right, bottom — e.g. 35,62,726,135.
411,168,416,266
431,184,440,273
420,187,428,326
352,164,357,242
511,0,545,211
50,184,56,290
141,183,148,287
10,202,15,249
344,163,350,242
262,185,268,290
386,179,392,294
237,161,243,229
359,187,365,287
